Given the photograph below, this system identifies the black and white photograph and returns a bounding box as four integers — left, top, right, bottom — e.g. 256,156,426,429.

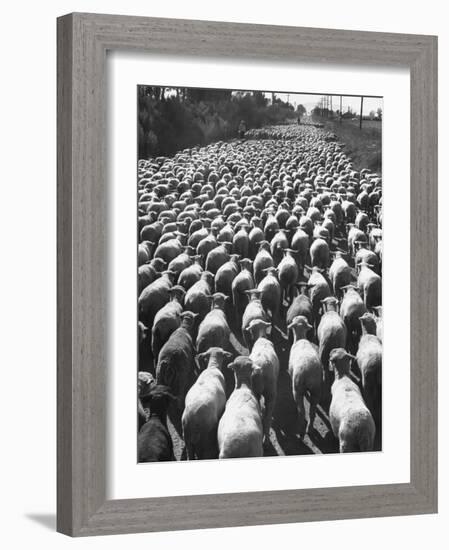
136,85,383,461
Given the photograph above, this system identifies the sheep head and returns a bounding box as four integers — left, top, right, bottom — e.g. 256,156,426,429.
247,318,272,339
196,347,233,371
140,384,176,417
329,348,356,378
168,285,186,303
287,315,313,340
180,311,198,331
359,312,378,335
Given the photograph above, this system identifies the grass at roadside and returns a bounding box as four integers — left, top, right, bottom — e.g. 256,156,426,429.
313,116,382,174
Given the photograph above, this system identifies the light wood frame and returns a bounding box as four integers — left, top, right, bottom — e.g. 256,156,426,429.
57,12,438,536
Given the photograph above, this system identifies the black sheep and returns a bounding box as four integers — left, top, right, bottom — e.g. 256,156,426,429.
138,385,175,462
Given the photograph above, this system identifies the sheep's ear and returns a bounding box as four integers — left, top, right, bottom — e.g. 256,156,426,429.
227,362,235,371
223,351,233,360
196,351,208,370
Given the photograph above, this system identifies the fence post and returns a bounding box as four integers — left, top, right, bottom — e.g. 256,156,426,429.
359,96,364,129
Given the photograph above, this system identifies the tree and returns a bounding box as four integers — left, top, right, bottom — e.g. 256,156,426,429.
252,91,267,107
377,107,383,120
296,104,306,117
369,110,375,120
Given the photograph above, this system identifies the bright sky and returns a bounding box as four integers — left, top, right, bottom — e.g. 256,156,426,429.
151,86,382,116
264,92,382,115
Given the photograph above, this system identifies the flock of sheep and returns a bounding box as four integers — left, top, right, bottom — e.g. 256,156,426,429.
137,123,382,462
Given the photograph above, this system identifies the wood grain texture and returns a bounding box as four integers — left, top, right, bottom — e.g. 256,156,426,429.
57,12,438,537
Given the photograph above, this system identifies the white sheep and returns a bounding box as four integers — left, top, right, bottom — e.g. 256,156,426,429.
288,315,323,436
182,347,232,459
218,356,263,458
248,319,280,442
357,313,382,425
329,348,375,452
317,296,347,389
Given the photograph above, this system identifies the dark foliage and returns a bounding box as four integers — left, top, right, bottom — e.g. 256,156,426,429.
138,87,295,158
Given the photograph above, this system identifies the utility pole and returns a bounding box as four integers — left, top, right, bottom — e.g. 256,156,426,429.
330,96,333,117
359,96,364,129
340,95,342,124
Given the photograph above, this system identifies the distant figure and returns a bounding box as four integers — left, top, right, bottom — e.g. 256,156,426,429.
238,120,247,139
297,115,301,125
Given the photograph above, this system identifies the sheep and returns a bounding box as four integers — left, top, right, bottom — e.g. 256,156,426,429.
264,213,280,243
299,215,314,239
154,236,185,265
217,223,234,244
368,224,382,251
329,251,352,299
197,230,219,260
257,266,281,325
196,292,231,354
205,241,232,274
138,257,166,294
158,231,180,245
248,221,264,259
242,289,269,350
156,311,197,410
307,267,332,329
278,248,299,306
329,348,375,452
231,258,255,326
151,285,185,362
138,243,150,266
167,247,194,279
270,229,289,266
310,237,330,269
217,356,264,458
248,319,280,441
188,225,209,249
253,240,274,285
138,385,176,462
357,313,382,425
288,315,322,436
357,260,382,308
215,254,239,298
342,200,357,224
317,296,347,390
354,240,380,273
140,220,163,243
340,284,367,351
346,224,368,257
182,347,232,459
355,211,369,233
138,270,176,329
290,227,309,276
313,224,329,242
178,255,203,291
184,270,214,321
137,371,155,430
286,283,314,344
371,305,383,342
232,224,249,258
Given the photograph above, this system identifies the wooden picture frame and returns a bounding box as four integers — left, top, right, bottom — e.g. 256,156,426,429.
57,12,438,536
